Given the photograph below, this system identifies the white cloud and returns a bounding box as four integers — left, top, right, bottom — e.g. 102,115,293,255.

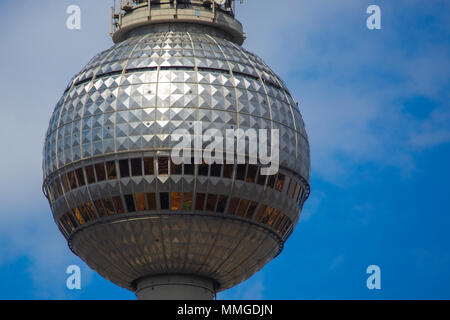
241,278,266,300
0,207,96,299
409,107,450,148
0,0,112,210
238,0,450,183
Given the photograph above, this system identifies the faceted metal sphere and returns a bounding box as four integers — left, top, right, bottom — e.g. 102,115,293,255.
43,28,310,292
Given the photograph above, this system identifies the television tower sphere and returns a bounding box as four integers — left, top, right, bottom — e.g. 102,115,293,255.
43,0,310,300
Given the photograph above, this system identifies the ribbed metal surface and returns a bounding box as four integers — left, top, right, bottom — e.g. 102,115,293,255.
71,215,280,291
43,31,309,179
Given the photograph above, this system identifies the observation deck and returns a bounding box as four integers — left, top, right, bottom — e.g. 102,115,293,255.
111,0,246,45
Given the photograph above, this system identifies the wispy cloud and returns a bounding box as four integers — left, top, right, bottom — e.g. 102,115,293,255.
238,0,450,183
0,202,96,299
329,255,345,271
219,272,266,300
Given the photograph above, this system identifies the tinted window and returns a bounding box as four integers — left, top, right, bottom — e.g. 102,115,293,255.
67,171,77,190
267,175,276,188
171,162,182,175
94,200,106,217
216,195,228,213
184,163,194,175
135,193,147,211
76,168,85,186
160,192,169,209
158,157,169,175
131,158,143,176
103,198,115,215
198,161,209,176
85,165,96,184
144,157,154,175
183,193,193,211
206,194,218,212
171,192,182,210
95,163,106,181
195,193,206,210
106,161,117,180
112,196,124,214
227,198,239,215
124,194,136,212
119,159,130,178
210,164,222,177
246,201,258,219
147,193,157,210
223,164,234,179
246,165,258,183
236,164,246,180
275,174,285,191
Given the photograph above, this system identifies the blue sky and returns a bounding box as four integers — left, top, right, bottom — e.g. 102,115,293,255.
0,0,449,299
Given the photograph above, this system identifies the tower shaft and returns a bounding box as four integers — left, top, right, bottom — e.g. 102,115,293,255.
135,275,216,300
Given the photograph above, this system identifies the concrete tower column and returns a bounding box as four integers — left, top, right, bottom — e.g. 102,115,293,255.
135,275,217,300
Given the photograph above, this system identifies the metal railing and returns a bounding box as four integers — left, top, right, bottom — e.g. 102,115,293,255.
111,0,236,36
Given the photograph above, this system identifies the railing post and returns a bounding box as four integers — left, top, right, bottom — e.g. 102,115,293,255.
110,7,114,35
